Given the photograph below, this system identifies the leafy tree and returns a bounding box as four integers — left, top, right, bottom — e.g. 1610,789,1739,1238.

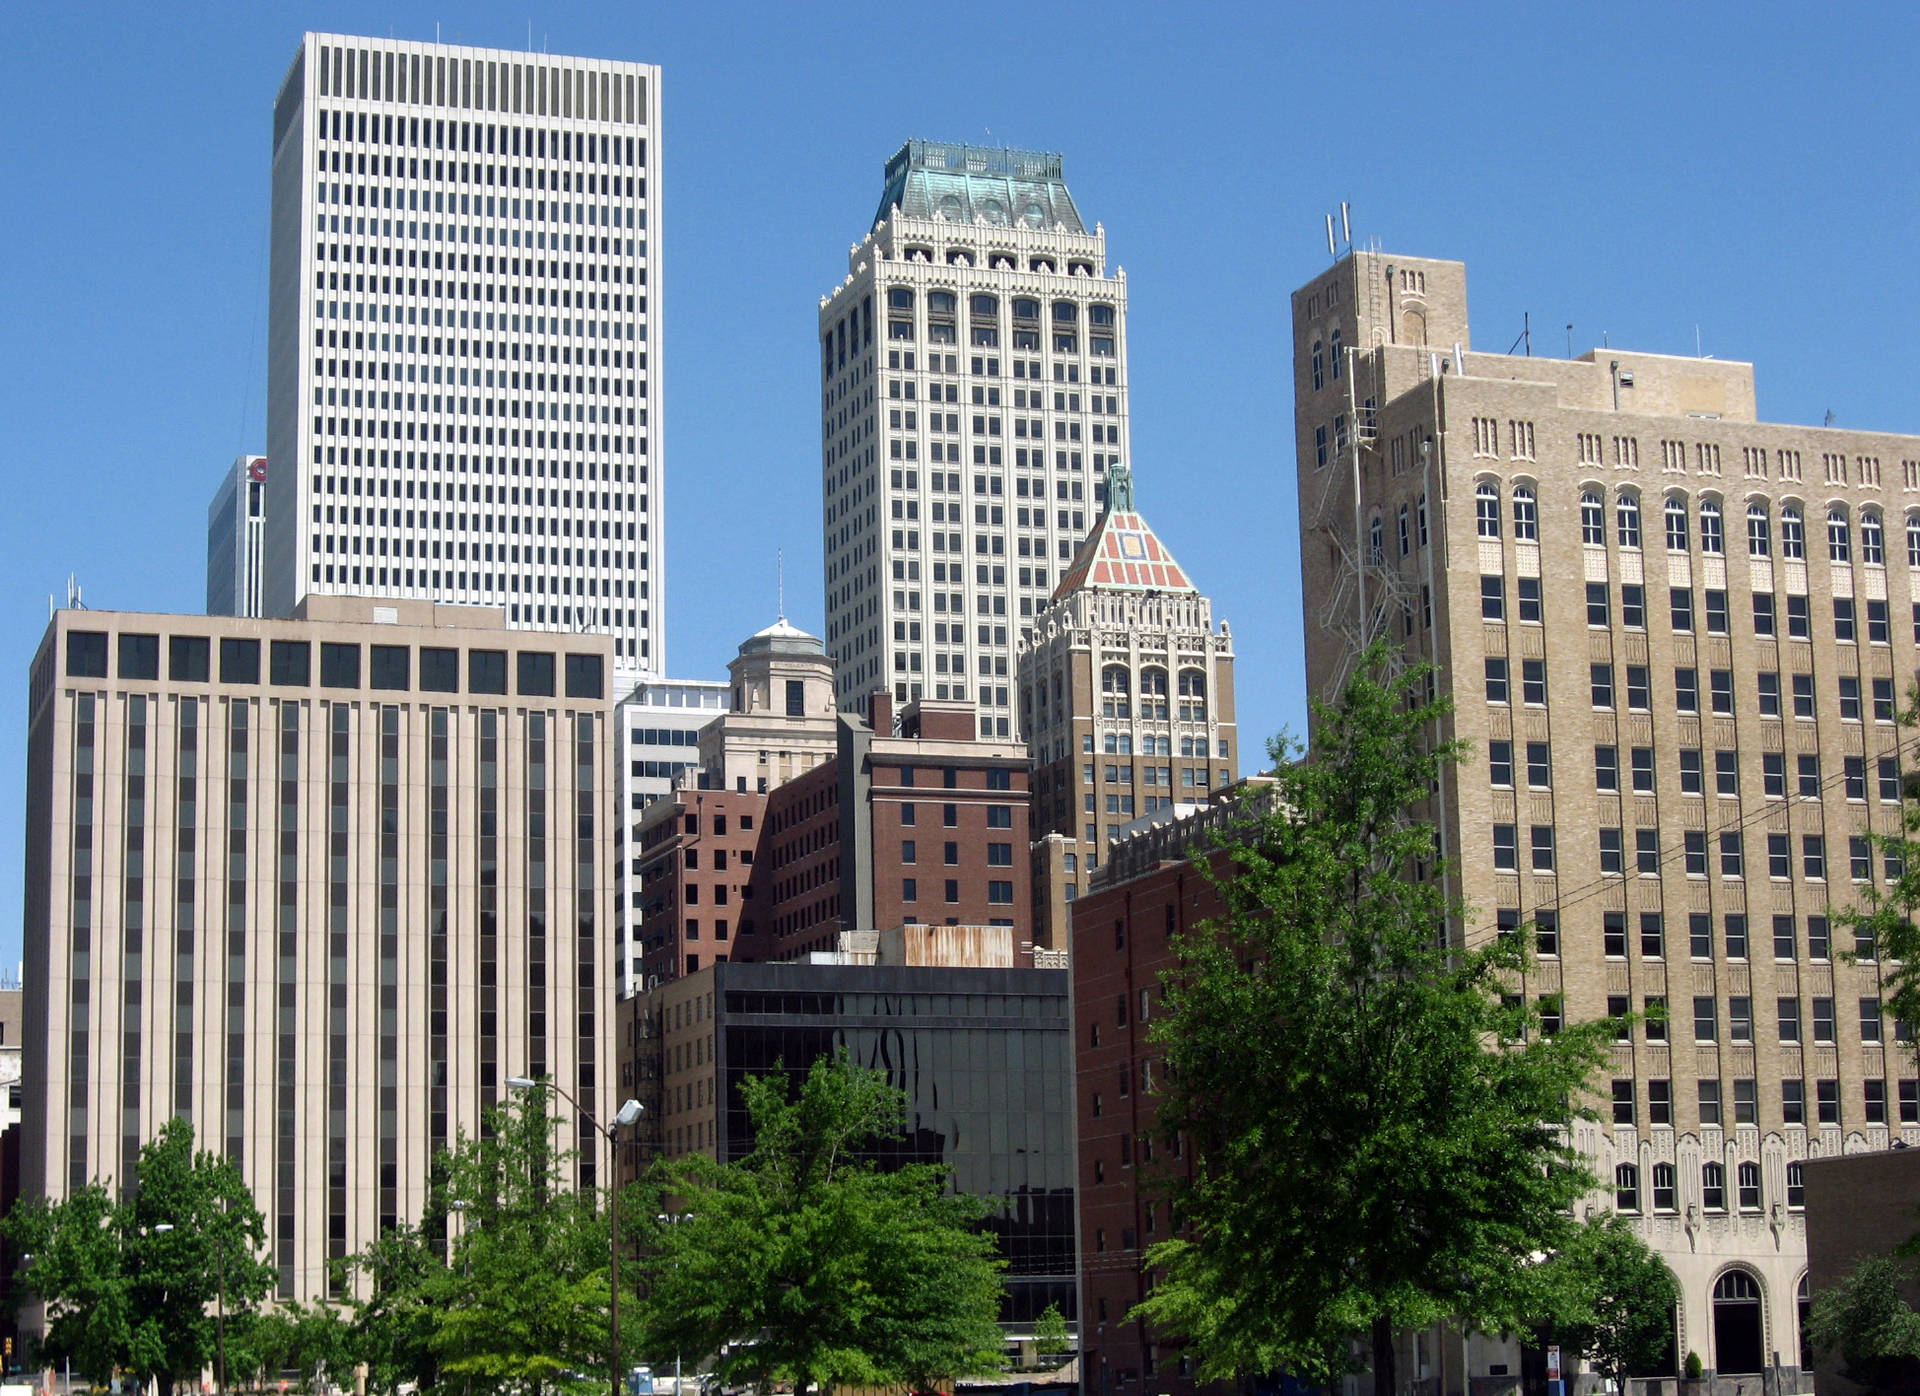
432,1084,615,1396
5,1118,277,1396
1535,1217,1679,1390
1032,1303,1072,1363
1807,1253,1920,1392
1837,691,1920,1052
339,1221,451,1395
1131,641,1614,1392
629,1053,1007,1396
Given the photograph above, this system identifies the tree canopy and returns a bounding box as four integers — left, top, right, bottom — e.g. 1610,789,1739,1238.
1535,1217,1679,1389
1131,641,1614,1391
629,1053,1007,1396
1835,689,1920,1052
5,1118,277,1396
1808,1252,1920,1393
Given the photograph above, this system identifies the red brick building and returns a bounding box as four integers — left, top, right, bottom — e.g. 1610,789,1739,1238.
631,786,770,985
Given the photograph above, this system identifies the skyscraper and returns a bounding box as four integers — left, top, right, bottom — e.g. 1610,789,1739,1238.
818,141,1130,735
206,454,269,617
1290,248,1920,1386
264,34,662,670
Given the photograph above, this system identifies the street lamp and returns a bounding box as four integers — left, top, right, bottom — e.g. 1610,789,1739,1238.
505,1076,643,1396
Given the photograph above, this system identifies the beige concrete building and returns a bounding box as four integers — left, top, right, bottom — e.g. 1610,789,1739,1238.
818,140,1131,736
21,596,615,1304
696,618,840,795
1293,250,1920,1390
1017,467,1238,946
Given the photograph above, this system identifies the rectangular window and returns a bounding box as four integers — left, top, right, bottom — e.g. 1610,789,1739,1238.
1526,742,1551,788
1586,583,1610,627
1591,663,1615,708
1642,913,1665,958
1865,1080,1888,1125
269,640,311,686
1875,677,1896,721
218,637,260,684
1810,916,1831,960
1901,1080,1919,1125
419,647,459,692
1670,587,1694,632
1531,825,1556,872
1481,576,1504,620
1812,997,1836,1043
1488,740,1513,787
1604,911,1627,957
1782,1080,1805,1126
1599,827,1624,873
1595,745,1619,791
1636,828,1660,874
1690,913,1714,958
1768,832,1791,877
1694,996,1717,1041
1720,832,1744,876
1861,997,1883,1042
1804,835,1827,879
1612,1079,1635,1125
1622,584,1646,629
369,645,409,691
1778,998,1801,1042
1817,1078,1840,1124
1734,1079,1758,1125
1758,671,1780,715
1631,747,1655,794
1835,597,1857,642
1674,667,1698,712
1788,594,1810,639
1774,916,1797,959
1726,914,1749,958
1518,577,1542,622
1869,598,1891,643
1704,588,1729,633
168,635,210,683
1846,756,1868,800
1521,659,1547,705
1485,658,1509,704
1840,676,1861,720
517,651,556,697
1699,1079,1722,1127
1764,754,1787,797
1729,996,1753,1043
566,654,605,699
65,630,108,678
1492,825,1517,871
1715,749,1739,795
118,632,159,680
1852,836,1873,880
469,649,508,694
1752,592,1776,635
1680,748,1703,794
1684,830,1707,875
1710,669,1733,714
1881,757,1902,803
1535,909,1559,957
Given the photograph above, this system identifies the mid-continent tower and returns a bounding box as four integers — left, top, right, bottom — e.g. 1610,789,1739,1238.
818,141,1131,735
264,34,663,670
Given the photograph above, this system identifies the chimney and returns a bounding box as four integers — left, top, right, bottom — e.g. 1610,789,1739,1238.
868,690,894,736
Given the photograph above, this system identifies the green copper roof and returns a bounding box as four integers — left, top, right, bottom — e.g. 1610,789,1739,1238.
872,140,1086,235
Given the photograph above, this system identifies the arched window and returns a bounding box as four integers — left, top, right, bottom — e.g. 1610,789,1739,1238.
1369,514,1385,564
1581,490,1605,545
1617,492,1642,548
1747,501,1771,556
1179,670,1208,722
1052,300,1078,324
1714,1270,1765,1375
1476,481,1501,539
1787,1161,1805,1208
1330,327,1344,379
1702,1161,1727,1211
1513,484,1538,541
1614,1162,1640,1212
1101,665,1131,719
1311,340,1325,391
1700,498,1724,554
927,291,956,315
1011,297,1040,322
1781,505,1805,559
1139,667,1169,721
1908,515,1920,568
968,293,998,318
887,287,915,310
1652,1162,1677,1211
1862,509,1886,565
1665,496,1690,551
1398,504,1411,556
1737,1160,1762,1210
1829,507,1852,562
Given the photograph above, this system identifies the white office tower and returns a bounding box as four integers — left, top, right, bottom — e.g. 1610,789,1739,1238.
819,141,1130,736
207,455,269,617
264,34,663,671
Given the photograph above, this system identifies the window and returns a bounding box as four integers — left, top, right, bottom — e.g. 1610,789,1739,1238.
1768,832,1790,876
1476,481,1501,537
65,630,108,678
1587,582,1610,626
1774,915,1798,960
565,654,604,700
469,649,508,695
1517,577,1543,622
1531,825,1556,872
1631,747,1655,794
218,637,259,684
1617,492,1641,547
1729,996,1753,1043
1862,997,1883,1043
1783,1080,1805,1126
1705,588,1729,633
1604,912,1628,957
1671,587,1694,632
1488,741,1514,787
1702,1162,1726,1211
1817,1078,1840,1124
270,640,311,686
1521,659,1547,705
1700,1079,1723,1126
1779,998,1801,1042
1485,658,1509,704
1581,490,1606,544
1646,995,1668,1042
1869,598,1891,643
1720,833,1745,877
1716,750,1739,796
1652,1161,1677,1210
1690,913,1714,958
1595,745,1619,792
1675,667,1698,712
1839,675,1862,720
1795,673,1817,717
1481,576,1504,620
1513,485,1538,540
1626,665,1651,709
1492,825,1517,872
1737,1161,1762,1210
1622,584,1646,629
1748,501,1772,555
1812,997,1836,1043
1612,1081,1636,1126
1787,1161,1806,1206
1735,1079,1758,1125
1875,677,1896,722
1753,592,1776,635
369,645,409,691
1781,504,1805,557
1829,506,1852,561
1835,597,1857,642
1798,753,1821,797
1846,756,1868,800
1642,913,1665,958
1788,594,1811,638
1810,916,1831,960
168,635,210,683
1535,909,1559,957
517,651,556,697
1759,672,1781,716
1636,828,1660,873
1591,664,1615,707
1665,496,1690,550
1701,499,1724,553
1804,835,1827,879
1852,836,1873,881
1599,828,1624,873
1526,742,1551,788
1694,996,1718,1041
118,632,159,680
420,647,458,692
1615,1162,1640,1211
1681,748,1703,794
1882,758,1903,802
1863,510,1886,563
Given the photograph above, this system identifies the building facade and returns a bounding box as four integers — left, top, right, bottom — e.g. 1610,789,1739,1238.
1293,249,1920,1389
263,34,663,670
819,140,1131,735
1018,467,1238,945
21,598,615,1304
207,455,269,617
628,956,1077,1330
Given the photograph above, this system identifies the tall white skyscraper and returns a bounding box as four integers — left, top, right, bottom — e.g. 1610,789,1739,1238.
207,454,269,617
265,34,663,670
819,140,1130,736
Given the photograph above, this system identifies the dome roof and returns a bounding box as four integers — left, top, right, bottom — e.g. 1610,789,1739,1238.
737,616,825,658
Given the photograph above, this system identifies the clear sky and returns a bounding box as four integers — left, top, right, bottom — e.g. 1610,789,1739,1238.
6,1,1920,965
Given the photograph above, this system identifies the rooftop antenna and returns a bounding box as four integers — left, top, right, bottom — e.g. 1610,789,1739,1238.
435,21,441,42
1507,312,1531,356
1340,201,1351,246
776,549,786,623
1695,324,1703,357
528,18,533,50
1325,214,1336,259
1824,409,1838,428
1566,324,1574,357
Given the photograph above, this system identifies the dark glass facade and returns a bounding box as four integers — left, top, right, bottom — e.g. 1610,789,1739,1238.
714,962,1074,1325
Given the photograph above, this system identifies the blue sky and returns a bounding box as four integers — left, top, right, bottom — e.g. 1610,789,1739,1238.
5,2,1920,963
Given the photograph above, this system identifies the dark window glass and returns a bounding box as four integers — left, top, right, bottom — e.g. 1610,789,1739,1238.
369,645,410,691
1670,588,1693,632
1518,577,1542,623
270,640,311,686
785,679,805,716
1752,592,1776,635
168,635,211,683
517,651,556,696
1705,589,1729,633
1586,583,1610,627
320,642,360,689
566,653,604,699
420,647,459,692
118,633,160,680
469,649,508,694
65,630,109,678
1481,576,1504,620
1621,584,1645,629
1787,594,1810,638
219,637,260,684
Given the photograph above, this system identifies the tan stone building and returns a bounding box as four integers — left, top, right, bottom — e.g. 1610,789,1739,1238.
1293,250,1920,1388
1018,469,1238,946
21,597,615,1305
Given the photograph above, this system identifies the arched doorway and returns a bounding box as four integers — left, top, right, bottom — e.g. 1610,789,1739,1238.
1713,1269,1765,1375
1798,1274,1812,1372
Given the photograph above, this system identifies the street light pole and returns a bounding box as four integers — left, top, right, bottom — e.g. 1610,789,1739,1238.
505,1076,643,1396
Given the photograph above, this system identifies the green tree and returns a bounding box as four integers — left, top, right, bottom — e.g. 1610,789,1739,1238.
1536,1217,1680,1390
339,1222,451,1395
5,1118,277,1396
1807,1253,1920,1392
629,1053,1007,1396
1837,691,1920,1050
1032,1303,1072,1364
1131,641,1614,1392
432,1084,615,1396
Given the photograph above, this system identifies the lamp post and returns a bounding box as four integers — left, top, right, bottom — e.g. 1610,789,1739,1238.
505,1076,643,1396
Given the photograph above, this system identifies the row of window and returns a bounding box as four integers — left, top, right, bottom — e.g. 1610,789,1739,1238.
65,630,605,699
1505,908,1871,962
1612,1076,1916,1131
1498,823,1899,882
1609,992,1893,1045
1487,654,1898,721
1613,1158,1807,1214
